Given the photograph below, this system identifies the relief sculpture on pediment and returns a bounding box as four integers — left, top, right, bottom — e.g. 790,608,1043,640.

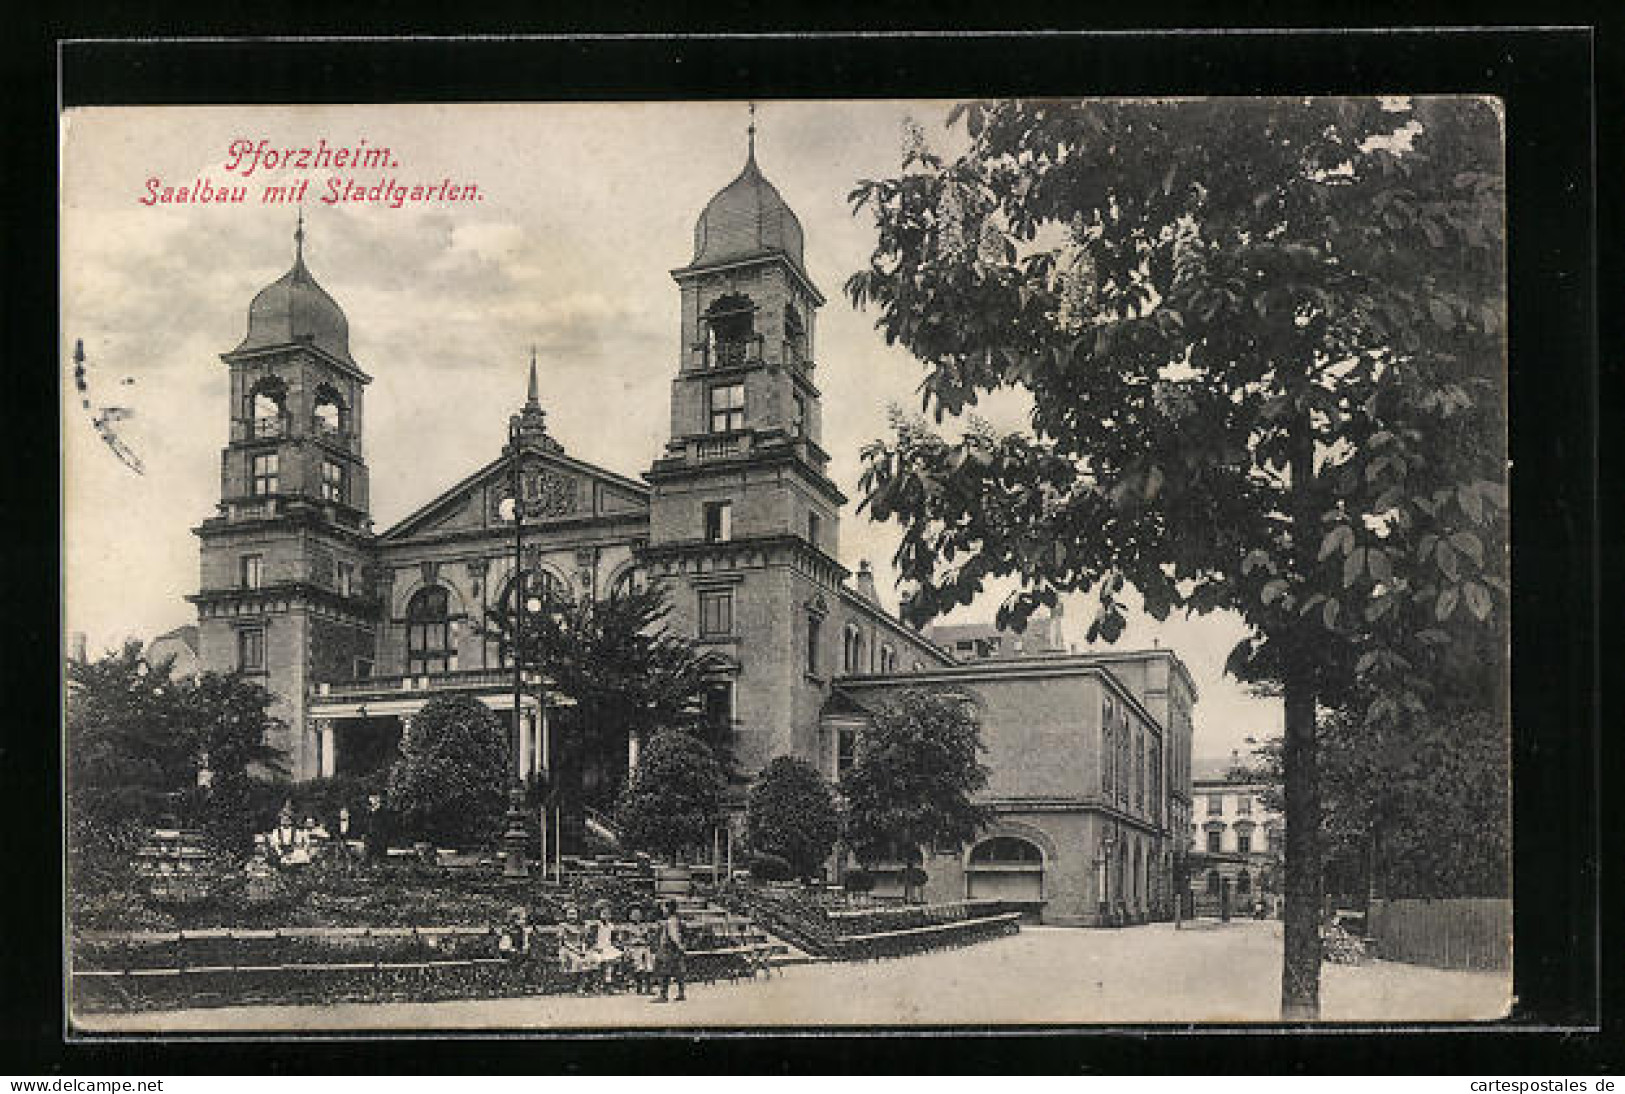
488,463,580,522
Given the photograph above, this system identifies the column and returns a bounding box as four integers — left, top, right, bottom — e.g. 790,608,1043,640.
517,711,532,778
540,704,551,775
319,721,337,779
628,729,641,777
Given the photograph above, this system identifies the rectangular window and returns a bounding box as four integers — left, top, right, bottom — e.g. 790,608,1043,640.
836,727,858,778
336,560,354,597
237,627,265,672
1207,794,1224,816
353,657,373,680
792,393,807,437
708,383,745,433
240,554,263,590
321,459,346,503
250,452,279,496
1237,795,1252,815
1237,832,1253,855
704,681,734,740
806,616,821,674
807,509,821,548
1206,830,1222,854
703,500,732,543
698,589,733,637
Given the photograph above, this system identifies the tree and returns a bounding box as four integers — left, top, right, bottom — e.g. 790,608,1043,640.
1248,703,1508,904
66,640,196,830
747,756,840,881
489,578,723,820
848,98,1506,1016
183,671,288,858
385,693,510,847
839,688,991,902
615,728,727,863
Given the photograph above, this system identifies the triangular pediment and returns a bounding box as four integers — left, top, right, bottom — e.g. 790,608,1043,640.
379,444,649,543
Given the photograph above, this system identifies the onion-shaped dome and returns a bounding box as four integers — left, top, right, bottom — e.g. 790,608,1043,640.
692,146,805,271
233,230,354,365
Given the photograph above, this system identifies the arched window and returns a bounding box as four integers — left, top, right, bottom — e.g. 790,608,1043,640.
704,293,758,368
609,566,647,601
406,586,453,675
783,304,807,365
496,569,570,668
968,836,1043,865
247,377,287,438
842,623,863,675
879,643,897,673
312,383,346,439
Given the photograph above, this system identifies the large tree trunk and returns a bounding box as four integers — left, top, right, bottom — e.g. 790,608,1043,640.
1279,675,1322,1020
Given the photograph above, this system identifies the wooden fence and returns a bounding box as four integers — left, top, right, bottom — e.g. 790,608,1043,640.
1366,898,1511,970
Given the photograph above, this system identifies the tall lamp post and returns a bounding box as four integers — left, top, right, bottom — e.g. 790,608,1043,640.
501,412,532,879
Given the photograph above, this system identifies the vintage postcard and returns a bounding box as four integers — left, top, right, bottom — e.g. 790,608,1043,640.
61,95,1513,1033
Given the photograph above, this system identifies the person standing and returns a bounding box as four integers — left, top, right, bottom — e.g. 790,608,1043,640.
619,905,656,995
652,899,687,1003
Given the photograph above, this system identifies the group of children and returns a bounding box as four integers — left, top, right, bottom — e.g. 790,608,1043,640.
500,898,689,1002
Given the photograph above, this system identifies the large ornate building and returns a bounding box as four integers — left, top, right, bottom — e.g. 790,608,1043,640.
187,130,1196,926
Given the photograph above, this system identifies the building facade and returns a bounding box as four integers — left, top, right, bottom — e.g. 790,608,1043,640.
187,130,1196,925
1187,763,1284,916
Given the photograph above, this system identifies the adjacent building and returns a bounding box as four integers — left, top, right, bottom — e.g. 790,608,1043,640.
1187,756,1283,915
184,125,1196,925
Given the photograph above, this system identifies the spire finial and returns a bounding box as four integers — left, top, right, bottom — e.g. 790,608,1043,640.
526,346,539,408
747,101,757,161
294,207,305,261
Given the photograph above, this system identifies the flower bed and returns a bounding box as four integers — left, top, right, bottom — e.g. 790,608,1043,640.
725,885,1020,961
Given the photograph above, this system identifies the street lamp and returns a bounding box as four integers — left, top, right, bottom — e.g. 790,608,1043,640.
1097,832,1116,925
502,412,531,880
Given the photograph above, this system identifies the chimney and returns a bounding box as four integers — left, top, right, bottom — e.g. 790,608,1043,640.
855,560,879,605
69,632,87,663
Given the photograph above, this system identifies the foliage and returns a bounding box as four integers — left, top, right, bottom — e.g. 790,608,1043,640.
386,694,510,848
746,756,841,880
489,578,723,763
65,643,289,886
847,97,1506,1016
748,851,795,882
66,641,199,829
839,688,990,901
615,728,727,862
1317,704,1508,899
182,672,288,857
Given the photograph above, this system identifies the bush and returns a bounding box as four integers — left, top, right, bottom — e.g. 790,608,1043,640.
387,695,510,848
749,851,795,882
746,756,839,880
616,729,726,862
843,868,875,894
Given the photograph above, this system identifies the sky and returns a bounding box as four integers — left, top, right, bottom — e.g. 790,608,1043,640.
60,100,1281,763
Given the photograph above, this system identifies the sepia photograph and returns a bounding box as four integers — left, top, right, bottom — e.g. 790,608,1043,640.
60,92,1514,1033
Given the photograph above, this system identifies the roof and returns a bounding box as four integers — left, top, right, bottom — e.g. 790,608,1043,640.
148,624,198,654
231,227,355,367
689,145,805,272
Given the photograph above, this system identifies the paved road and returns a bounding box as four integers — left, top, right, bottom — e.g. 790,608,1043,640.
76,921,1511,1032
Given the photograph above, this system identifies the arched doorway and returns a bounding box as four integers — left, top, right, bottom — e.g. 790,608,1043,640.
965,835,1045,902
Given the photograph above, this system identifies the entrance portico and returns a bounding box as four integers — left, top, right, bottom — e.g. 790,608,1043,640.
309,669,563,781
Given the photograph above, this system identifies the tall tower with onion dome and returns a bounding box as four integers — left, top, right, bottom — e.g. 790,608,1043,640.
644,110,849,784
190,215,380,780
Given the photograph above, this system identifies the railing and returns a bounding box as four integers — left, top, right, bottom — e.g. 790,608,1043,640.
317,668,522,699
693,433,745,461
